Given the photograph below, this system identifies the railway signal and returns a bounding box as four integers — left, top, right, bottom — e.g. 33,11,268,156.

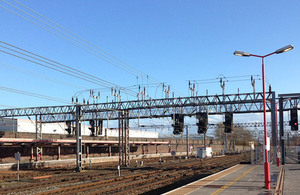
196,112,208,134
89,120,95,136
65,121,72,135
171,114,184,134
290,108,298,131
224,112,233,133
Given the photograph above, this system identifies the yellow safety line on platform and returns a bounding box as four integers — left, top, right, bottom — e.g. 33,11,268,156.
211,165,258,195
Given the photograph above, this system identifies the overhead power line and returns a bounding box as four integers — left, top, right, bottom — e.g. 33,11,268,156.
0,41,138,97
0,61,85,89
11,0,152,80
0,0,136,76
1,0,156,83
0,41,117,87
194,78,261,85
0,0,185,96
193,74,260,82
0,104,16,108
0,85,70,104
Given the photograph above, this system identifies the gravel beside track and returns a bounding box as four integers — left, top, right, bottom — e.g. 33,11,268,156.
0,153,250,195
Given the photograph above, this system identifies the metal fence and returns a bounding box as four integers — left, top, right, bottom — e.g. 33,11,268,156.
285,146,300,164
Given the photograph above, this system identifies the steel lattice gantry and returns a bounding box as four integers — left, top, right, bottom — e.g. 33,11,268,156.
1,91,300,171
1,92,300,122
0,92,286,122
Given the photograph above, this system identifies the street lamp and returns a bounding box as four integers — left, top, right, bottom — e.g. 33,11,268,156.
234,45,294,189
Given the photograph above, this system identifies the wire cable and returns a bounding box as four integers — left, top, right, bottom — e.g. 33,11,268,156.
12,0,161,84
193,74,260,82
1,0,185,96
0,1,139,77
0,61,85,89
0,85,70,104
0,42,117,87
0,42,138,97
1,0,155,81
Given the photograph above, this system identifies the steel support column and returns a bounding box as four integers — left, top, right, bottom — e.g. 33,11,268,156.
119,110,130,166
270,91,277,163
121,112,124,165
35,115,42,161
118,111,122,166
75,105,82,172
279,97,285,165
186,125,189,159
118,110,130,166
124,110,130,166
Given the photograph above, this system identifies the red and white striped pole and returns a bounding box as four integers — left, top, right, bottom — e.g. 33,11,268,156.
262,57,271,189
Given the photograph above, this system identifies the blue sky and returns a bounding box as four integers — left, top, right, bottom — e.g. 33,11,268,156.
0,0,299,134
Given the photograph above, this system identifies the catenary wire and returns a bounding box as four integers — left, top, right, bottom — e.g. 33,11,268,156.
0,85,70,104
0,49,137,98
1,1,185,96
0,42,138,97
1,0,157,84
193,74,260,82
0,1,139,77
0,61,85,89
11,0,162,84
0,41,119,88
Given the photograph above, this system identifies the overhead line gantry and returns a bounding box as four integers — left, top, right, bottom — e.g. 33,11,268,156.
0,91,299,171
0,91,289,122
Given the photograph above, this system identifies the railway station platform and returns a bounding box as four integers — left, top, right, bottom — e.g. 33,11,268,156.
165,163,300,195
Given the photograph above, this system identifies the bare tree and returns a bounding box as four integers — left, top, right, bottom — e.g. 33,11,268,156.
214,122,254,151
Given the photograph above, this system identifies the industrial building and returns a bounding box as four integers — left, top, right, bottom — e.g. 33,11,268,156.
0,118,159,138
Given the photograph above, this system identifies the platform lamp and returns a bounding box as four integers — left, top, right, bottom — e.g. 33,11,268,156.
234,45,294,189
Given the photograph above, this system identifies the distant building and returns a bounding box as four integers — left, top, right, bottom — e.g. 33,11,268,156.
0,118,158,138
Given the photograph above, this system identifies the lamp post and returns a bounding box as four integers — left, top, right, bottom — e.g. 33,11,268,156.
234,45,293,189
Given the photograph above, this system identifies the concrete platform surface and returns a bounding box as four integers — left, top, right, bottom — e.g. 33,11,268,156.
283,164,300,195
165,164,282,195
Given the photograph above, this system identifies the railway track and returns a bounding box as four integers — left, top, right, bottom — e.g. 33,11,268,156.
0,168,73,181
0,153,250,195
0,156,167,182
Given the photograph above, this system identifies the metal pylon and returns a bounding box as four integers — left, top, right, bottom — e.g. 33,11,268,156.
118,111,123,166
75,105,82,172
124,110,130,166
118,110,130,167
35,115,42,161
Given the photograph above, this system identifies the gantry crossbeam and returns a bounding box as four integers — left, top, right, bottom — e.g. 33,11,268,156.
0,92,299,123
